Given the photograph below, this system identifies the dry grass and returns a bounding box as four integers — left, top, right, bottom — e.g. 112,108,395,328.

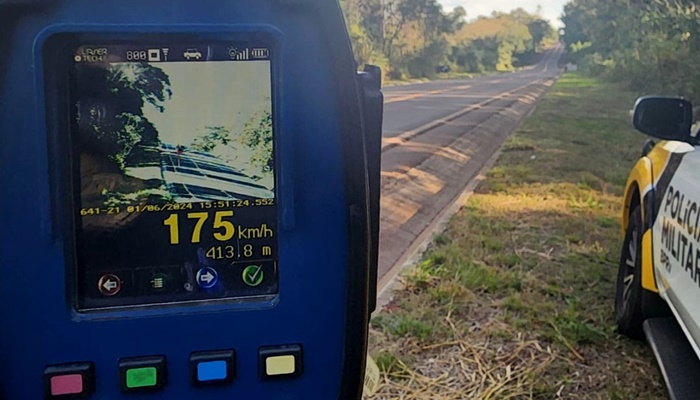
367,74,667,399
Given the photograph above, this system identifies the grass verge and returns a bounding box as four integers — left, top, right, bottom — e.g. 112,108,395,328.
367,73,667,399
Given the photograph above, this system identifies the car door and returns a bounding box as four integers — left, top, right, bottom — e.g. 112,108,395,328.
653,140,700,345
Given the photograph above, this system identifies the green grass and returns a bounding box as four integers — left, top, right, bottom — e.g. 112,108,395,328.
367,73,667,399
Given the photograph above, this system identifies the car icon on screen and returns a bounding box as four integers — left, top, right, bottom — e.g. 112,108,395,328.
183,49,202,60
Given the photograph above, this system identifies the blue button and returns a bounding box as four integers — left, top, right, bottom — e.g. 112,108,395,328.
197,361,227,382
190,350,235,387
195,267,218,289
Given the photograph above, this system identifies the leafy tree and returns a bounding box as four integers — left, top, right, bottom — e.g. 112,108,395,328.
77,62,171,170
562,0,700,103
191,126,232,153
238,107,273,173
447,9,553,73
339,1,551,79
527,19,554,51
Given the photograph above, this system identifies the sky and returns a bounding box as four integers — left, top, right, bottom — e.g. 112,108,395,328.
142,60,271,147
139,60,273,180
439,0,567,28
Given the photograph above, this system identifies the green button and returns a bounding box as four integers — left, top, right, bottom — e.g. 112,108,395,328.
242,265,264,287
126,367,157,389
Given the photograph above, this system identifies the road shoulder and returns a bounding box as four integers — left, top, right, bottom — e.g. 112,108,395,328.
367,73,667,399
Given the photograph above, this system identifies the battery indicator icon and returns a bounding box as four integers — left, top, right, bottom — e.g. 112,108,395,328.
251,48,269,59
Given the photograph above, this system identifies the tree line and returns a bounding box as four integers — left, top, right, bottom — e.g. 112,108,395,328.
562,0,700,103
340,0,557,80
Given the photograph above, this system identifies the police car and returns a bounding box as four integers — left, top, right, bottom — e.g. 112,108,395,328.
616,96,700,397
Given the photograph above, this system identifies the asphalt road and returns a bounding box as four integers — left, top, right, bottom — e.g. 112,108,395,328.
377,45,564,292
382,45,562,141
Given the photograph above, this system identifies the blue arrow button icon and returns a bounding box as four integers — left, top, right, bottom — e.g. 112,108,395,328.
196,267,219,289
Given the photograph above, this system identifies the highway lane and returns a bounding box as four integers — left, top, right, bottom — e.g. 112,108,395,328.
376,45,564,295
382,46,561,138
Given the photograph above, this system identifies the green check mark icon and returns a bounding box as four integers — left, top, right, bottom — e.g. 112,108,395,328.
242,265,264,287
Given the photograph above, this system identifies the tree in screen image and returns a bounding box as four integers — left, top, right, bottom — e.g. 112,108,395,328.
187,104,273,183
238,106,273,174
77,62,172,170
76,62,173,209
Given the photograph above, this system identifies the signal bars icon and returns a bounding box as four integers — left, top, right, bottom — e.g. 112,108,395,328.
235,48,249,60
228,47,251,60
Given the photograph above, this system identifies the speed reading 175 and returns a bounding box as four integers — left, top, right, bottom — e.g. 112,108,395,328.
163,211,235,245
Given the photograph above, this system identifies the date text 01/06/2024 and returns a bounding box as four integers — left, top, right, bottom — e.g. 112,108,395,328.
79,199,274,216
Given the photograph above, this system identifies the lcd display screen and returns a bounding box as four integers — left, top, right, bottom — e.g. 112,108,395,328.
70,41,278,310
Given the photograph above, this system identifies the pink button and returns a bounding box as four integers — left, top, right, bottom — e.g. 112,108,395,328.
50,374,84,395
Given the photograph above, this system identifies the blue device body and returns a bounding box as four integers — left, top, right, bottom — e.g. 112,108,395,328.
0,1,380,399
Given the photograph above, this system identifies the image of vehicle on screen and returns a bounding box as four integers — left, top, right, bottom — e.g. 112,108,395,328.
75,60,274,210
